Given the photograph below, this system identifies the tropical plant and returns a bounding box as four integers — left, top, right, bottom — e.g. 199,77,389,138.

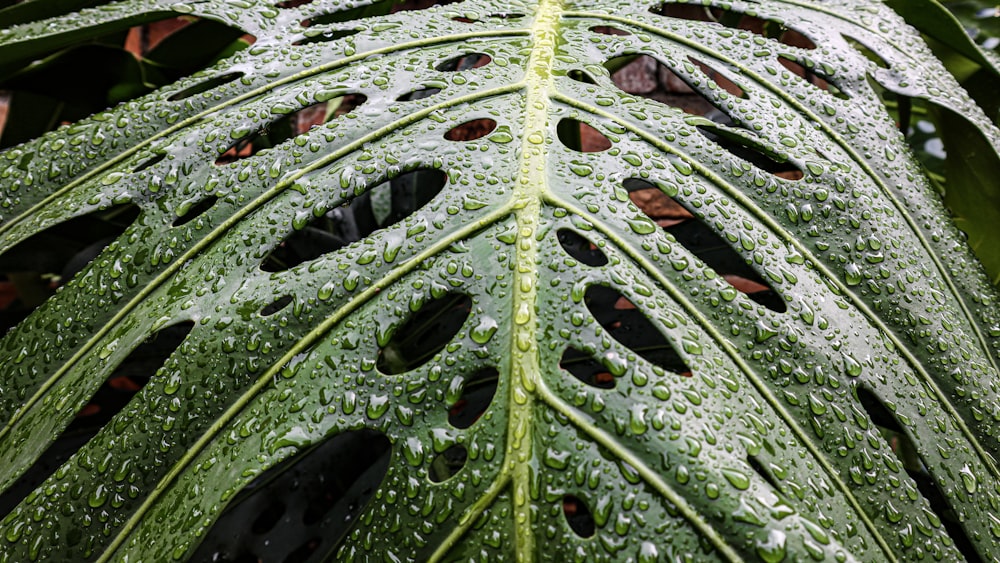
2,0,1000,560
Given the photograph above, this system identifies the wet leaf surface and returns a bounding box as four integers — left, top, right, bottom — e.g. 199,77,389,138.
1,0,1000,561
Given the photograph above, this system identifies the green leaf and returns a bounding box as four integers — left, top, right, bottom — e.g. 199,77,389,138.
1,0,1000,561
0,0,106,27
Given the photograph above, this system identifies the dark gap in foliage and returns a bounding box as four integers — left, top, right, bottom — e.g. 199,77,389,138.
133,151,167,172
567,69,597,84
696,124,804,180
215,94,367,164
261,295,294,317
843,34,890,68
377,293,472,375
275,0,314,8
167,71,244,101
688,57,746,99
251,500,286,534
260,168,447,272
172,195,219,227
591,25,631,36
0,203,140,327
302,0,459,27
436,53,492,71
895,94,913,136
560,347,616,389
563,495,596,537
396,86,442,101
603,54,723,118
444,118,497,141
137,18,256,80
777,55,850,100
448,367,499,429
281,538,322,563
747,455,782,492
584,285,691,374
557,118,612,152
652,2,817,50
428,444,468,482
0,322,194,516
190,430,391,563
557,228,608,266
624,178,787,312
294,28,359,45
856,386,981,563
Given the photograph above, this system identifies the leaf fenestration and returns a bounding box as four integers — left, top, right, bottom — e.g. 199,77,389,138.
1,0,1000,561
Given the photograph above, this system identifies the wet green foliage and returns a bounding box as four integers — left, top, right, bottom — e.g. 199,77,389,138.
2,0,1000,560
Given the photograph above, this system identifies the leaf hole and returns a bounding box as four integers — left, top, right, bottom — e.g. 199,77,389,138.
560,347,616,389
747,455,782,491
428,444,467,483
557,229,608,266
777,55,850,100
557,118,613,152
696,125,804,180
435,53,492,71
130,19,255,87
189,430,390,561
171,195,219,227
604,55,726,117
856,387,981,562
843,34,890,69
260,168,446,272
275,0,314,7
396,86,443,101
563,495,596,537
567,69,597,84
293,28,359,45
688,57,746,99
625,180,693,228
452,16,478,23
377,293,473,375
488,12,525,19
250,500,286,534
444,118,497,141
584,285,691,374
0,202,140,323
652,2,816,49
448,367,499,429
0,321,194,516
215,94,367,165
298,0,463,25
167,71,244,101
132,152,167,173
591,25,631,36
625,178,787,312
261,295,294,317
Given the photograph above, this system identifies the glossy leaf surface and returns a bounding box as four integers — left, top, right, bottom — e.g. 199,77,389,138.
2,0,1000,561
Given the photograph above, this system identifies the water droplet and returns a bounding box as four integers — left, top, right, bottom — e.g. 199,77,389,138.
959,464,977,494
756,530,787,562
403,437,424,466
367,394,390,419
471,317,498,343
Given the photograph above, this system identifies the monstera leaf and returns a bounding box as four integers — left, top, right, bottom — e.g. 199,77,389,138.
3,0,1000,560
